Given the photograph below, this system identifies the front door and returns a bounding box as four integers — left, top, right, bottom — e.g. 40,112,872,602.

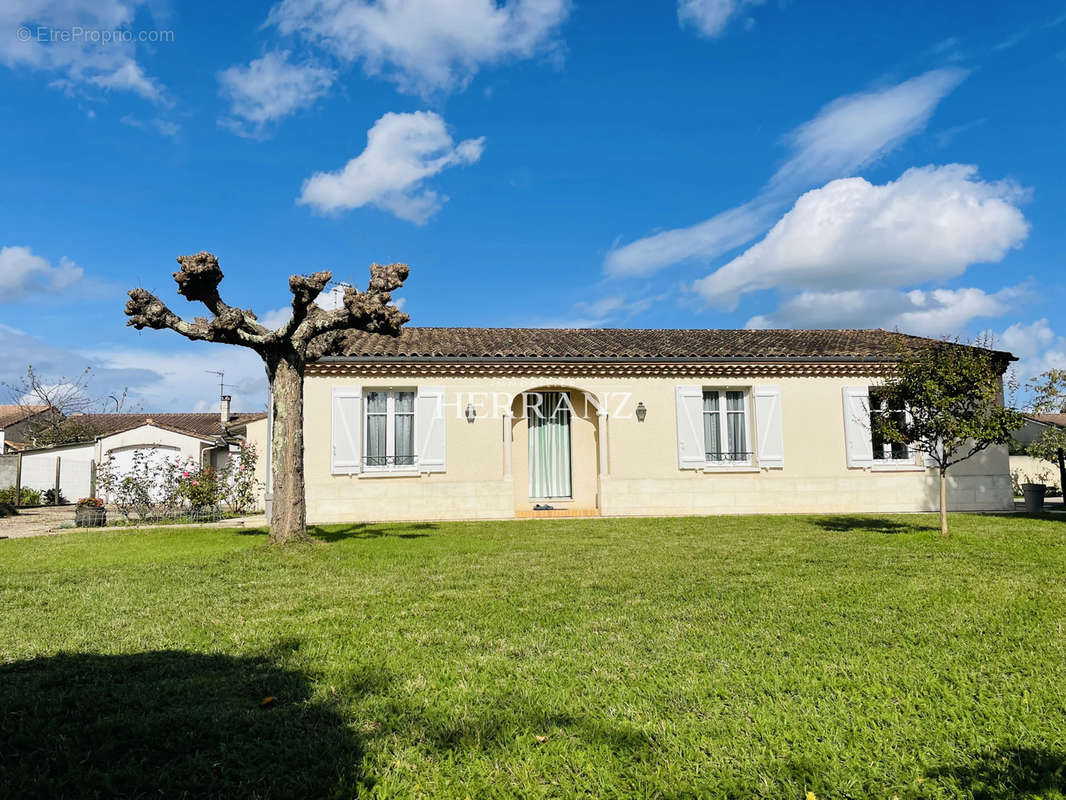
528,391,572,499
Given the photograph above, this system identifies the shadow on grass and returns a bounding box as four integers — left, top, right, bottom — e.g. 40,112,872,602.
0,650,363,798
811,515,936,535
309,523,436,542
228,523,438,540
926,746,1066,799
368,696,655,761
1000,511,1066,525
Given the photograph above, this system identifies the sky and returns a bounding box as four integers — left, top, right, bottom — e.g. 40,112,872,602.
1,0,1064,412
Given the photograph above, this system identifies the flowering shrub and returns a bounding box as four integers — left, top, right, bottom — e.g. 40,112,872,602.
97,449,183,521
96,444,261,521
76,497,104,508
178,465,221,508
216,442,261,513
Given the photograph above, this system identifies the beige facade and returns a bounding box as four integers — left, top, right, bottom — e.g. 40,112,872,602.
269,366,1012,524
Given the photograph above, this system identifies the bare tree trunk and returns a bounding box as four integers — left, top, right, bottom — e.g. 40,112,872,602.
267,354,308,544
939,468,949,538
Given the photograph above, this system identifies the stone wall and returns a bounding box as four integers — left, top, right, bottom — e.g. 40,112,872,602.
0,454,17,489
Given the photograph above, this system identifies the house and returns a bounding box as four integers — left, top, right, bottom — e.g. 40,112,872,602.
14,398,266,502
0,405,49,453
1010,414,1066,493
251,327,1016,524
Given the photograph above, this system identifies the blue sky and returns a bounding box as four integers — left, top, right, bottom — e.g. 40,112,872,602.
1,0,1064,411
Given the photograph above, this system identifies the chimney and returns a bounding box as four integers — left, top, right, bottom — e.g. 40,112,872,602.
220,395,231,426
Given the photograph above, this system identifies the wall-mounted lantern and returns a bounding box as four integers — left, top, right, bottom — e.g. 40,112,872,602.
635,402,647,422
465,403,477,423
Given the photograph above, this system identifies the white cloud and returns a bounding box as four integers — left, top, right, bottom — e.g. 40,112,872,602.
0,1,165,102
87,59,163,101
0,245,84,301
696,164,1029,309
120,114,179,138
0,325,266,413
678,0,764,39
746,286,1024,337
265,0,571,97
298,111,485,223
532,292,665,328
995,319,1066,385
218,50,335,136
89,344,268,412
999,319,1056,360
767,69,967,191
605,68,967,277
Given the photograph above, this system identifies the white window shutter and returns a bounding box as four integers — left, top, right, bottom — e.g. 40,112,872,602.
842,386,874,468
416,387,446,473
675,386,705,469
754,387,785,469
331,388,362,474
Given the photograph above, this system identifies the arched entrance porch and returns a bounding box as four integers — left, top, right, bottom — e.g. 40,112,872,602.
507,386,606,517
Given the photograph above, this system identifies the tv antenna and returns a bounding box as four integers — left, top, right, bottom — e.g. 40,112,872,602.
206,370,227,398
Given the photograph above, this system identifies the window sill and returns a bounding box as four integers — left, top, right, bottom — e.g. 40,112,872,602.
358,469,422,479
869,463,926,472
702,464,759,473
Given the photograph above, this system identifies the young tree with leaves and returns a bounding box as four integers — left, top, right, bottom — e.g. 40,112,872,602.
1023,368,1066,493
1026,369,1066,414
875,336,1024,538
125,251,409,544
1026,425,1066,495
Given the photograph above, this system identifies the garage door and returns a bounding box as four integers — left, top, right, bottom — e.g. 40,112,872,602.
102,445,182,503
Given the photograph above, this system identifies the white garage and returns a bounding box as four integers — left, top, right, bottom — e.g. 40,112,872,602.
10,409,266,507
100,444,182,503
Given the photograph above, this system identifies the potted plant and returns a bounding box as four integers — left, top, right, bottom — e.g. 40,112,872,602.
75,497,107,527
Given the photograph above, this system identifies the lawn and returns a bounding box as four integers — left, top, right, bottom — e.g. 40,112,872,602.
2,513,1065,799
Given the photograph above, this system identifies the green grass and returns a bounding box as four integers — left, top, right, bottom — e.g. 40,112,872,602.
2,513,1066,799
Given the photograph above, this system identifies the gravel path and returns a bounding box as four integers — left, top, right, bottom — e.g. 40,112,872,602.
0,506,77,539
0,507,267,539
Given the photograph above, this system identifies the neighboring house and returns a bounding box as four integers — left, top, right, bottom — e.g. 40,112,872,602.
0,405,49,453
250,328,1016,524
1010,414,1066,493
15,398,266,502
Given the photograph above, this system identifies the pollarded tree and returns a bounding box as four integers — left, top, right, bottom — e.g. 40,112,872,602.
125,252,409,543
875,336,1024,538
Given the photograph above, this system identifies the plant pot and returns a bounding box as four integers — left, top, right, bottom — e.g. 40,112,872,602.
1021,483,1047,513
75,506,107,527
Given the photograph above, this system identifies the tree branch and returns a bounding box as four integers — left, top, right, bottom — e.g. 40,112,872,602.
279,270,333,339
171,252,272,342
125,288,267,348
293,262,409,348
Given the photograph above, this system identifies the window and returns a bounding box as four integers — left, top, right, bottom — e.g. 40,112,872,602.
365,390,415,469
869,390,911,462
702,389,751,464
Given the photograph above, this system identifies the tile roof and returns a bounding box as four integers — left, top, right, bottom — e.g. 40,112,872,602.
1031,414,1066,428
313,327,1015,363
72,412,267,440
0,405,48,429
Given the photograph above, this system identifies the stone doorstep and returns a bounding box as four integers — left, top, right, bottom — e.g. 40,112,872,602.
514,508,600,518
